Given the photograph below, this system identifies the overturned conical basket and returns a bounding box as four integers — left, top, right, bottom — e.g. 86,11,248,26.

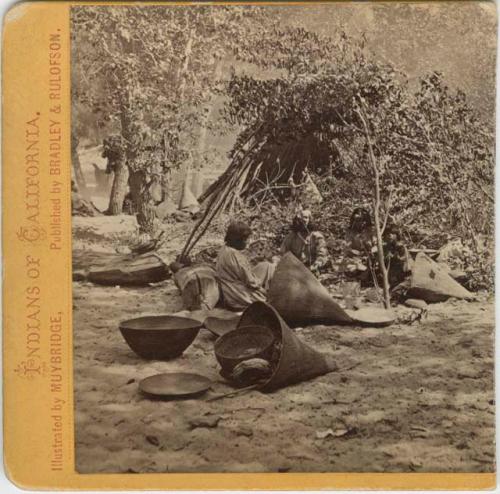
267,253,352,327
237,302,337,392
408,252,475,302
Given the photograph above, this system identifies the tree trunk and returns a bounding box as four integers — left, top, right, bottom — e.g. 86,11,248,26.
161,134,172,202
177,27,194,101
355,105,391,309
107,155,129,215
129,170,157,236
372,187,391,309
118,96,156,231
160,172,172,204
71,135,89,200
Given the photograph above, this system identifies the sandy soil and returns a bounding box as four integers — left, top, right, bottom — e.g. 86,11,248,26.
73,216,495,474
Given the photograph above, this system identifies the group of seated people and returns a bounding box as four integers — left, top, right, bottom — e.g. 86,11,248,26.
346,206,411,288
216,208,324,310
214,206,411,311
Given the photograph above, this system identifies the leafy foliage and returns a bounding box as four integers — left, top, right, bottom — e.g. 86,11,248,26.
71,6,494,290
72,6,275,231
218,26,494,288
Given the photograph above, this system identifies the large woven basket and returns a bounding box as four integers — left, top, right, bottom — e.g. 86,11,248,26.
236,302,337,392
267,253,352,327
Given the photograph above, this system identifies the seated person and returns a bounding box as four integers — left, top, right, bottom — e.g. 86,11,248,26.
345,206,374,254
345,208,410,288
216,221,275,311
382,219,411,288
280,209,329,272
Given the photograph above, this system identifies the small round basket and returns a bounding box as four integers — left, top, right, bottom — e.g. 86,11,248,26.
119,315,202,360
214,325,275,373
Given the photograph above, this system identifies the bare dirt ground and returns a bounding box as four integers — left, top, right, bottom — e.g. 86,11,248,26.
73,216,495,474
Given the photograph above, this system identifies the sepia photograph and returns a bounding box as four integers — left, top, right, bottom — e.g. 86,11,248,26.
71,2,496,474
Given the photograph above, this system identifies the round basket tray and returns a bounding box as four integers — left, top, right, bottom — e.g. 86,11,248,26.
139,372,211,399
345,307,396,327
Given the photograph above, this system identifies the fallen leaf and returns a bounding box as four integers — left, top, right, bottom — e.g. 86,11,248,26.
315,427,352,439
315,428,334,439
145,435,160,447
410,425,429,433
332,427,350,437
188,415,221,430
236,427,253,437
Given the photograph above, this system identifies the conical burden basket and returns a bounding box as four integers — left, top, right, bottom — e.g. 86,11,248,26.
267,253,352,327
408,252,474,303
237,302,337,392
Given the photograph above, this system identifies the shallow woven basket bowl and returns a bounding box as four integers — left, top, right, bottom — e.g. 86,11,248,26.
214,325,275,373
345,307,396,327
204,315,240,337
119,315,202,360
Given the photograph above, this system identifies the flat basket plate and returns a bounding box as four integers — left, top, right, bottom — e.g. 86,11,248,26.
204,316,240,337
173,309,212,323
345,307,396,327
139,372,211,398
173,308,241,325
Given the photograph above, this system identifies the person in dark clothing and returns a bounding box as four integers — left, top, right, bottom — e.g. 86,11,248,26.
346,207,374,254
382,218,411,288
